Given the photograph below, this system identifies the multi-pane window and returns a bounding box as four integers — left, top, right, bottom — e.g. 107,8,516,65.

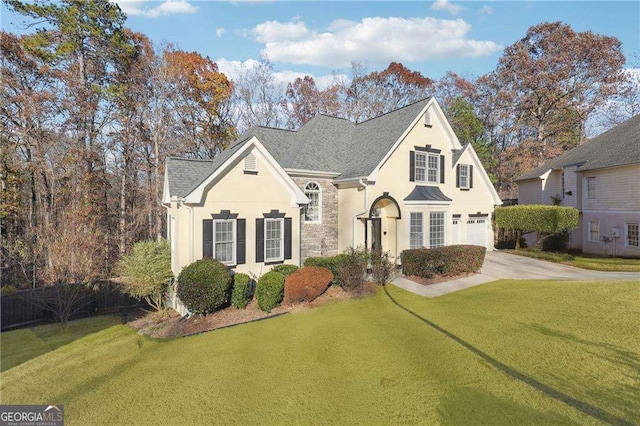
304,182,321,222
459,164,469,188
265,219,283,262
429,212,445,248
415,153,439,183
588,220,599,242
586,177,596,198
214,220,235,264
410,212,423,249
626,223,639,247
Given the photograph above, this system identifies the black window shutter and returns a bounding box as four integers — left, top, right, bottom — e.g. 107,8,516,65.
409,151,415,182
440,155,445,184
456,164,461,188
255,218,264,263
284,218,292,260
203,219,213,258
470,165,474,188
236,219,246,265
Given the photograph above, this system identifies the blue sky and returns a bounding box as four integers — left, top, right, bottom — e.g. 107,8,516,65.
2,1,639,86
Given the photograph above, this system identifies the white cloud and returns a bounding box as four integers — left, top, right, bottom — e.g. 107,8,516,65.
252,21,310,43
431,0,464,16
252,17,502,68
111,0,197,18
216,28,226,38
480,5,494,15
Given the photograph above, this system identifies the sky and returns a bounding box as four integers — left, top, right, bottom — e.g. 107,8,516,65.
1,0,639,88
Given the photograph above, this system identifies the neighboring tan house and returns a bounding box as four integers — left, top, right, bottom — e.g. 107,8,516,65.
516,115,640,257
163,98,502,277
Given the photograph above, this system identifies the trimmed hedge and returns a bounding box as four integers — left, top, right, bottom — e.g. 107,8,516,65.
177,258,232,314
231,273,252,309
495,205,579,234
256,271,285,312
402,245,486,278
270,264,299,277
304,254,349,286
283,266,333,304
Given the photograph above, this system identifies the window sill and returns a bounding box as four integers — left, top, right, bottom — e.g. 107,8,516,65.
303,220,322,224
460,188,470,191
265,260,284,265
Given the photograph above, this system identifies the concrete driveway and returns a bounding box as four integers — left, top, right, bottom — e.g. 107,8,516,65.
482,251,640,281
391,250,639,298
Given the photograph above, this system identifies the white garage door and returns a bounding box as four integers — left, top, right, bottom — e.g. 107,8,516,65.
467,218,488,248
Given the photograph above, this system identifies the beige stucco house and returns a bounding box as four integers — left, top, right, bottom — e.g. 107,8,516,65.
163,98,502,277
516,115,640,257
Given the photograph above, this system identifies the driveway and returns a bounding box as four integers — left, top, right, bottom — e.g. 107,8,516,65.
391,251,639,298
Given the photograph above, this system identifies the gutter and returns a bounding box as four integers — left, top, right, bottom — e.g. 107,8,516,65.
353,179,368,247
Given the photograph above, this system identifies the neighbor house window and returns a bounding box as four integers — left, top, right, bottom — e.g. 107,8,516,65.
626,223,639,247
304,182,321,223
415,153,439,183
459,164,469,189
561,171,565,199
214,219,236,265
429,212,445,248
410,212,424,249
265,218,284,262
588,220,599,242
586,177,596,198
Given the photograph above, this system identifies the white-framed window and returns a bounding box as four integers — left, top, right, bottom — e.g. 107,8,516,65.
586,177,596,199
429,212,445,248
588,220,599,242
561,171,565,199
626,223,639,247
244,153,257,172
303,182,321,223
213,219,236,265
415,152,439,183
409,212,424,249
265,218,284,262
459,164,469,189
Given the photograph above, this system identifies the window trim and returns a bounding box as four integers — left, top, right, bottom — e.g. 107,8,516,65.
409,212,424,249
459,164,470,189
303,181,322,223
212,219,236,266
625,223,639,248
429,211,446,249
415,152,439,184
588,220,599,243
586,177,596,199
264,218,284,263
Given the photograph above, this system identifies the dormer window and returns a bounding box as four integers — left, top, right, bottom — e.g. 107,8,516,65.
244,153,257,174
415,152,439,184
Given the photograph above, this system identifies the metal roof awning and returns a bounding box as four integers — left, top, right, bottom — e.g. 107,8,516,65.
403,185,452,202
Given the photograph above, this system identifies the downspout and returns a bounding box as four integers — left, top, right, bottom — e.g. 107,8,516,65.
353,179,368,247
180,199,194,263
299,206,304,267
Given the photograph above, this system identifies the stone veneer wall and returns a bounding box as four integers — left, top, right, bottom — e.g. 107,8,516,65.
293,177,339,262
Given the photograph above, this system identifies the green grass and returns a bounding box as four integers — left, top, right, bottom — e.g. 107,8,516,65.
504,249,640,272
1,280,639,425
1,315,122,372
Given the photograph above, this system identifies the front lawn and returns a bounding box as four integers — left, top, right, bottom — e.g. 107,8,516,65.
1,280,638,424
504,249,640,272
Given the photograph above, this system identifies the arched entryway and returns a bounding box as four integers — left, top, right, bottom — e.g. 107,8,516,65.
366,192,401,259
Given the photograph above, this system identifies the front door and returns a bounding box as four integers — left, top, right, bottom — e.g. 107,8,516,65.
371,218,382,252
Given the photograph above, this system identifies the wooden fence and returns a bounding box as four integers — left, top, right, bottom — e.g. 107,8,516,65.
1,281,145,331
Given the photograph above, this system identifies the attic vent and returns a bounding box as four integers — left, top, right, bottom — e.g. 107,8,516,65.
424,110,433,128
244,153,257,172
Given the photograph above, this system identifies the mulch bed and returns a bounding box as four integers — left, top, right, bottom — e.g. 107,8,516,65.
128,284,377,338
405,273,476,286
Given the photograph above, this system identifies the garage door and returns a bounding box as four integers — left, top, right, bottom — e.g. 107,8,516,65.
467,218,488,248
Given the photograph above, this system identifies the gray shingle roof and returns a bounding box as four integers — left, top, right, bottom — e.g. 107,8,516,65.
404,185,452,202
166,98,432,197
516,114,640,181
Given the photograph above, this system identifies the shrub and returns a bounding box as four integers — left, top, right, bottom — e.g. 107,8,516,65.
542,231,569,252
495,237,527,250
371,250,395,285
337,247,368,291
270,264,299,277
401,245,486,278
116,240,173,311
1,285,17,295
176,258,232,314
304,254,349,286
230,273,252,309
283,266,333,304
256,271,285,312
495,205,579,249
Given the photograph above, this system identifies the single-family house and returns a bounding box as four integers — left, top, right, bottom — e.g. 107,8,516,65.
516,114,640,257
163,97,502,277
